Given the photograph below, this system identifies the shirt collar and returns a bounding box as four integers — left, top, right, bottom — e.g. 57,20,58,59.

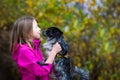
32,39,41,48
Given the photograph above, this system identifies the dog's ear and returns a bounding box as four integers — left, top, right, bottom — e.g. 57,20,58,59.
59,36,68,55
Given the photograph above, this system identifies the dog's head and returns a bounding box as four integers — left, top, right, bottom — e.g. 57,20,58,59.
42,27,63,40
42,27,68,56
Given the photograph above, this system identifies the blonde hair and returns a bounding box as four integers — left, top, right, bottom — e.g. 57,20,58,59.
10,16,35,52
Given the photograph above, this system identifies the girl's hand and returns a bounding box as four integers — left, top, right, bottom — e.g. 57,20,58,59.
51,42,62,55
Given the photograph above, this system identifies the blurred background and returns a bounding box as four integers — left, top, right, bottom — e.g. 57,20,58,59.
0,0,120,80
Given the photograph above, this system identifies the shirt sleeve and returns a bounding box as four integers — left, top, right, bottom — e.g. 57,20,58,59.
18,47,53,77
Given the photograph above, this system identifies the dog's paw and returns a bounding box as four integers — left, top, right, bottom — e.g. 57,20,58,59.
37,61,48,66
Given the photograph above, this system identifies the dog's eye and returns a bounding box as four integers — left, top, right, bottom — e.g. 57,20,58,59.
46,30,54,37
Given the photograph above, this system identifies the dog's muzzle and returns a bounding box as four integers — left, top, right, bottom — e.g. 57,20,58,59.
42,30,47,37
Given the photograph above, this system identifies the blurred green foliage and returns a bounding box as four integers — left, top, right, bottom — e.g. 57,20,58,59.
0,0,120,80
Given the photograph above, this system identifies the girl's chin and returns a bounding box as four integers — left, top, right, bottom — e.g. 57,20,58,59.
33,36,40,39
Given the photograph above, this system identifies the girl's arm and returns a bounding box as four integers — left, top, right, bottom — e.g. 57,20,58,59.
18,47,53,77
45,42,61,64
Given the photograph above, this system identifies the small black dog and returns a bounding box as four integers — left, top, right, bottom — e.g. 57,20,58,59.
42,27,89,80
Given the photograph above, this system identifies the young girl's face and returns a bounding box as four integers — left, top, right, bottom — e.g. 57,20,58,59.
32,20,41,39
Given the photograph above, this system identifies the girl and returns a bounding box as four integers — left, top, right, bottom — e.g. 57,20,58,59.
10,16,61,80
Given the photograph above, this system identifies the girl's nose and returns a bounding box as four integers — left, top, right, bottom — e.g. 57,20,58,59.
38,27,40,30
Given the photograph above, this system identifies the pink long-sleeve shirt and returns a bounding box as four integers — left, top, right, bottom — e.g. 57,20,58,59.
12,39,52,80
